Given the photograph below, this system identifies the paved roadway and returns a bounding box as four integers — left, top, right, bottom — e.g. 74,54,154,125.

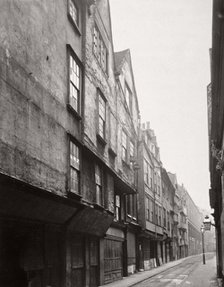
133,253,218,287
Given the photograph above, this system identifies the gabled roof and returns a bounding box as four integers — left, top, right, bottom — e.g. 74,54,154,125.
114,48,140,114
114,49,129,74
168,172,177,187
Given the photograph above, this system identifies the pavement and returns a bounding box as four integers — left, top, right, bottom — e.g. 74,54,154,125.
100,253,222,287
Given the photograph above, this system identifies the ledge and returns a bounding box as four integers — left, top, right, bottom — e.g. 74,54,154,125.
67,191,82,201
68,14,82,36
97,133,107,146
93,202,105,212
67,103,82,121
108,147,117,157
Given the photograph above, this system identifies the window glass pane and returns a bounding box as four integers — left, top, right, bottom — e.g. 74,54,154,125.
70,83,78,111
70,141,80,170
93,25,107,72
96,185,101,205
95,165,101,185
70,57,80,89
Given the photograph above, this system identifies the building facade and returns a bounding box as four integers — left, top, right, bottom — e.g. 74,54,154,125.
0,0,207,286
161,168,175,262
137,123,175,270
208,0,224,281
0,0,88,286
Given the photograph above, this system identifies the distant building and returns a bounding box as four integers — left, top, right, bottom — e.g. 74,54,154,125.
161,168,176,262
168,174,202,259
137,123,175,269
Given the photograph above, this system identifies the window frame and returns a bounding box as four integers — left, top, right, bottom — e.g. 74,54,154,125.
150,199,154,222
144,159,153,188
124,82,132,113
158,206,162,226
167,211,170,231
144,159,149,185
155,204,158,225
69,140,80,195
115,195,121,221
67,0,81,35
67,45,83,119
93,24,108,73
163,208,166,227
130,140,134,159
146,197,150,221
121,131,128,163
95,164,103,206
97,89,107,142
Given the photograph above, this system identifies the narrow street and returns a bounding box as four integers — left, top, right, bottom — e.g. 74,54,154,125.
133,253,218,287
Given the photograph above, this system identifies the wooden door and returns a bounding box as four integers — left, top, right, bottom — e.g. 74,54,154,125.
104,239,123,284
89,239,99,287
71,236,84,287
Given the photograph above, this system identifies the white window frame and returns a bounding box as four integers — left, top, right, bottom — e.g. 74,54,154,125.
69,54,81,113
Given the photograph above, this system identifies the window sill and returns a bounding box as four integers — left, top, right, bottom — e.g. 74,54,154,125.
108,147,117,157
67,103,82,121
67,190,82,201
105,209,114,216
93,203,104,211
68,14,82,36
97,133,107,146
144,182,153,190
122,159,130,168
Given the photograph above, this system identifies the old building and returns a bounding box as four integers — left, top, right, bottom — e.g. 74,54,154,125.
208,0,224,280
137,123,165,270
0,0,88,286
177,184,188,258
0,0,142,286
168,173,202,259
161,168,175,262
112,48,140,279
185,192,202,256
